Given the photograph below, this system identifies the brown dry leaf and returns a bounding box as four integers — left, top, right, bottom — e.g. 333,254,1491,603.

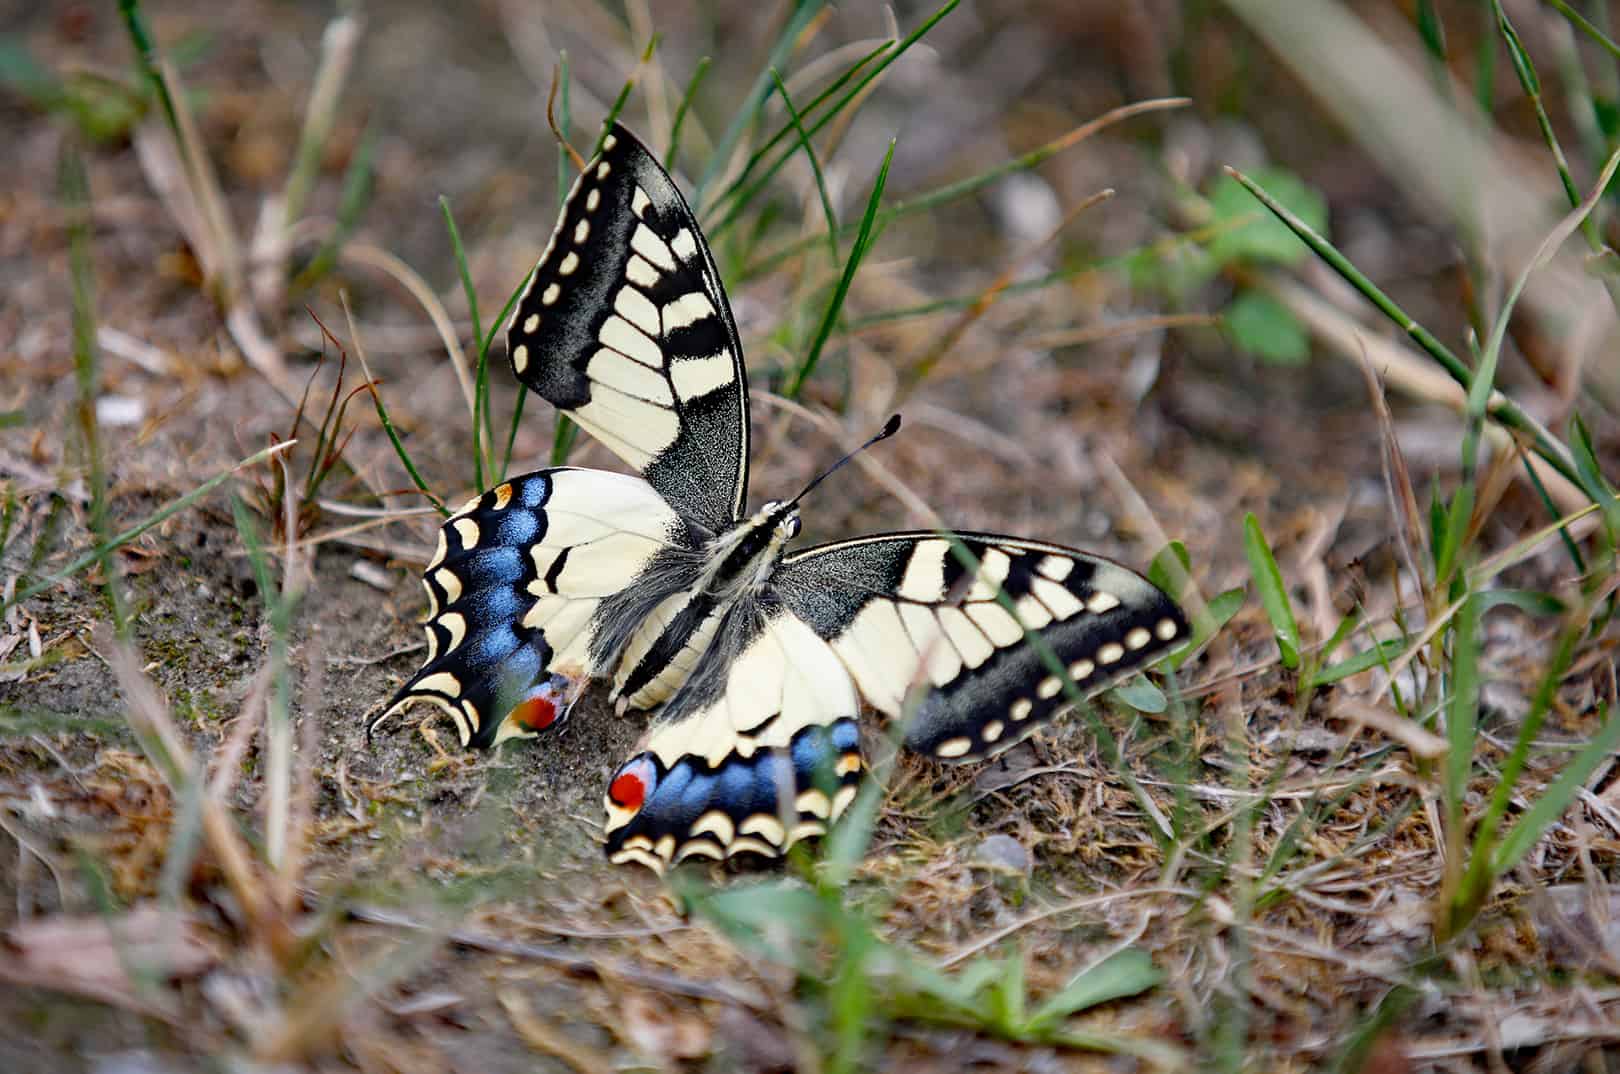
619,991,713,1064
1,904,221,1011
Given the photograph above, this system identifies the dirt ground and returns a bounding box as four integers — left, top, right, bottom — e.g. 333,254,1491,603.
4,2,1620,1071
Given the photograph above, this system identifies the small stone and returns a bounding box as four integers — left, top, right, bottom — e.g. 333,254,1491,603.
975,834,1031,876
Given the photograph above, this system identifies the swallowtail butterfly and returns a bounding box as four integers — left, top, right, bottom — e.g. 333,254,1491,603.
376,126,1188,874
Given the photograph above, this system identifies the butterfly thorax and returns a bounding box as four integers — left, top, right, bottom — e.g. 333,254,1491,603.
604,501,799,714
704,500,801,596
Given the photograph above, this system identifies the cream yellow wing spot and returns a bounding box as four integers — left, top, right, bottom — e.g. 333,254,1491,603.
1036,555,1074,582
938,606,994,669
1030,576,1084,620
669,352,735,402
965,602,1022,647
631,223,676,271
599,314,666,368
670,228,698,262
966,548,1013,601
661,291,716,332
898,541,949,602
625,255,659,288
586,348,675,405
613,286,661,337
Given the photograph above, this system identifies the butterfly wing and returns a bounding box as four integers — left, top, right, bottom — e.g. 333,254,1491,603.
376,468,694,748
772,533,1188,761
506,125,749,535
602,599,863,873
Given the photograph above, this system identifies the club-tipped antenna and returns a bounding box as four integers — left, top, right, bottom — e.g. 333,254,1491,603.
790,414,902,507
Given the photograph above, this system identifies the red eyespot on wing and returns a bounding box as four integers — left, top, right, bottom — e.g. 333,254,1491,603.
609,756,656,812
509,694,558,731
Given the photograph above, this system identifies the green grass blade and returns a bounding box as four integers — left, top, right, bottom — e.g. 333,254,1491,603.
1224,166,1590,500
664,57,711,171
1543,0,1620,62
1442,592,1482,832
439,196,489,490
291,121,377,289
693,0,828,208
1242,513,1300,669
1492,703,1620,874
1026,949,1162,1032
783,138,893,399
701,38,891,222
2,443,296,613
708,0,959,237
769,67,839,261
593,34,660,160
745,96,1185,280
62,141,129,636
116,0,178,132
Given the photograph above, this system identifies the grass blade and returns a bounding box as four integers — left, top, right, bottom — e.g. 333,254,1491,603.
769,67,839,261
664,57,711,171
3,443,295,613
783,138,893,399
1242,512,1300,669
693,0,829,208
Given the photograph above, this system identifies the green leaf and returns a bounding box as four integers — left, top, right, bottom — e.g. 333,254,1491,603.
1110,677,1167,714
1026,949,1162,1032
1225,290,1310,364
1242,513,1300,669
1207,168,1328,268
1148,540,1191,598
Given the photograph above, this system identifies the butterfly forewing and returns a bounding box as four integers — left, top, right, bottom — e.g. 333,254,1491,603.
505,125,749,535
772,533,1188,761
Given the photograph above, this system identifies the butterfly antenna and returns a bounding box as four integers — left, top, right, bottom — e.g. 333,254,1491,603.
791,414,902,506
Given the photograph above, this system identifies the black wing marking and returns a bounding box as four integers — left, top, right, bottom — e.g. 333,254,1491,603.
602,600,863,873
506,124,749,535
374,468,692,748
771,533,1188,761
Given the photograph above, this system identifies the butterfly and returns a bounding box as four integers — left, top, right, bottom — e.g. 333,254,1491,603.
375,125,1188,874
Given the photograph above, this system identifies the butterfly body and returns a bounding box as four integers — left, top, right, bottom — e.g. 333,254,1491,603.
377,126,1188,873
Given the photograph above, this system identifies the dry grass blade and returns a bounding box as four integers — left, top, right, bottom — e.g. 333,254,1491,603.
1355,342,1427,590
501,989,617,1074
341,241,477,420
1268,274,1588,512
897,187,1114,397
98,626,295,962
1332,697,1449,760
0,905,221,1018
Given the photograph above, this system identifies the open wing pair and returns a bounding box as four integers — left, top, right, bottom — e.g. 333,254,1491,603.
376,126,1187,873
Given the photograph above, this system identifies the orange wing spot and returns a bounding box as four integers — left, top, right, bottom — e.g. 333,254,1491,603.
609,757,656,811
509,694,558,731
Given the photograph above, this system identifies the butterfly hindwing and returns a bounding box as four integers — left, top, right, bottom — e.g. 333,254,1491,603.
602,601,863,871
377,469,693,748
773,533,1188,761
506,125,749,535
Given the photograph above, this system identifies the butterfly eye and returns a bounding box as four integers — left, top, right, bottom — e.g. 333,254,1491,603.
783,515,801,540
